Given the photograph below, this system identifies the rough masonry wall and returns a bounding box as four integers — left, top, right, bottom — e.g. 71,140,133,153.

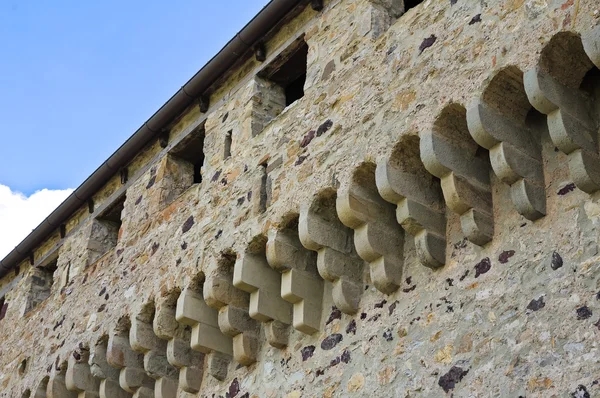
1,0,600,397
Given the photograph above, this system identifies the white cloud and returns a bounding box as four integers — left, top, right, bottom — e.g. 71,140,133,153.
0,184,74,260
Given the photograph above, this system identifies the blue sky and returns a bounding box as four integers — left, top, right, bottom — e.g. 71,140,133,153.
0,0,270,258
0,0,270,195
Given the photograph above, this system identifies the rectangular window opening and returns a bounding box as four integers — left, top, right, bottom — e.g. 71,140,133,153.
98,195,126,234
86,195,126,266
25,258,58,314
260,38,308,108
170,123,206,184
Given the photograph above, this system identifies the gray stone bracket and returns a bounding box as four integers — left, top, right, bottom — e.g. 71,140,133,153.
90,339,131,398
233,236,292,347
337,163,404,294
176,286,239,378
376,135,447,269
299,189,364,314
266,226,324,335
203,266,261,366
65,348,100,398
468,66,546,220
106,326,155,397
129,306,179,398
47,363,77,398
525,31,600,194
421,103,494,246
154,293,204,394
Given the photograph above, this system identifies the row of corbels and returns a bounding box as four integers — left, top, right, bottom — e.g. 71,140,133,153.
27,27,600,398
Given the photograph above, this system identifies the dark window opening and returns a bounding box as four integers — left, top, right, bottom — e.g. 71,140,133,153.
0,297,7,321
261,39,309,108
99,195,126,233
404,0,423,11
285,73,306,106
171,123,206,184
87,194,126,265
581,66,600,96
25,258,58,314
224,131,232,160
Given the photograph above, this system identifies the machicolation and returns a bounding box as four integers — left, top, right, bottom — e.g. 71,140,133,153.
1,0,600,397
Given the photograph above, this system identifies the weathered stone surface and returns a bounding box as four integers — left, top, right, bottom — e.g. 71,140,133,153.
3,1,600,397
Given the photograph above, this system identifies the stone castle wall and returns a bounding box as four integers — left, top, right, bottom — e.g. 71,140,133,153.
1,0,600,397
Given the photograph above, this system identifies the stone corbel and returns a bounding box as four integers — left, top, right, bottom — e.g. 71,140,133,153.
175,287,233,380
129,307,179,398
153,293,204,393
47,362,77,398
234,235,292,347
65,347,100,398
266,225,324,335
299,189,364,314
337,163,404,294
90,338,131,398
524,32,600,194
376,135,447,268
468,66,546,220
203,264,261,367
421,104,494,246
106,325,155,397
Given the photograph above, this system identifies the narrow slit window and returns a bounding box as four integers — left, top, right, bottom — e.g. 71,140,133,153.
0,296,7,321
260,38,309,109
224,130,232,159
